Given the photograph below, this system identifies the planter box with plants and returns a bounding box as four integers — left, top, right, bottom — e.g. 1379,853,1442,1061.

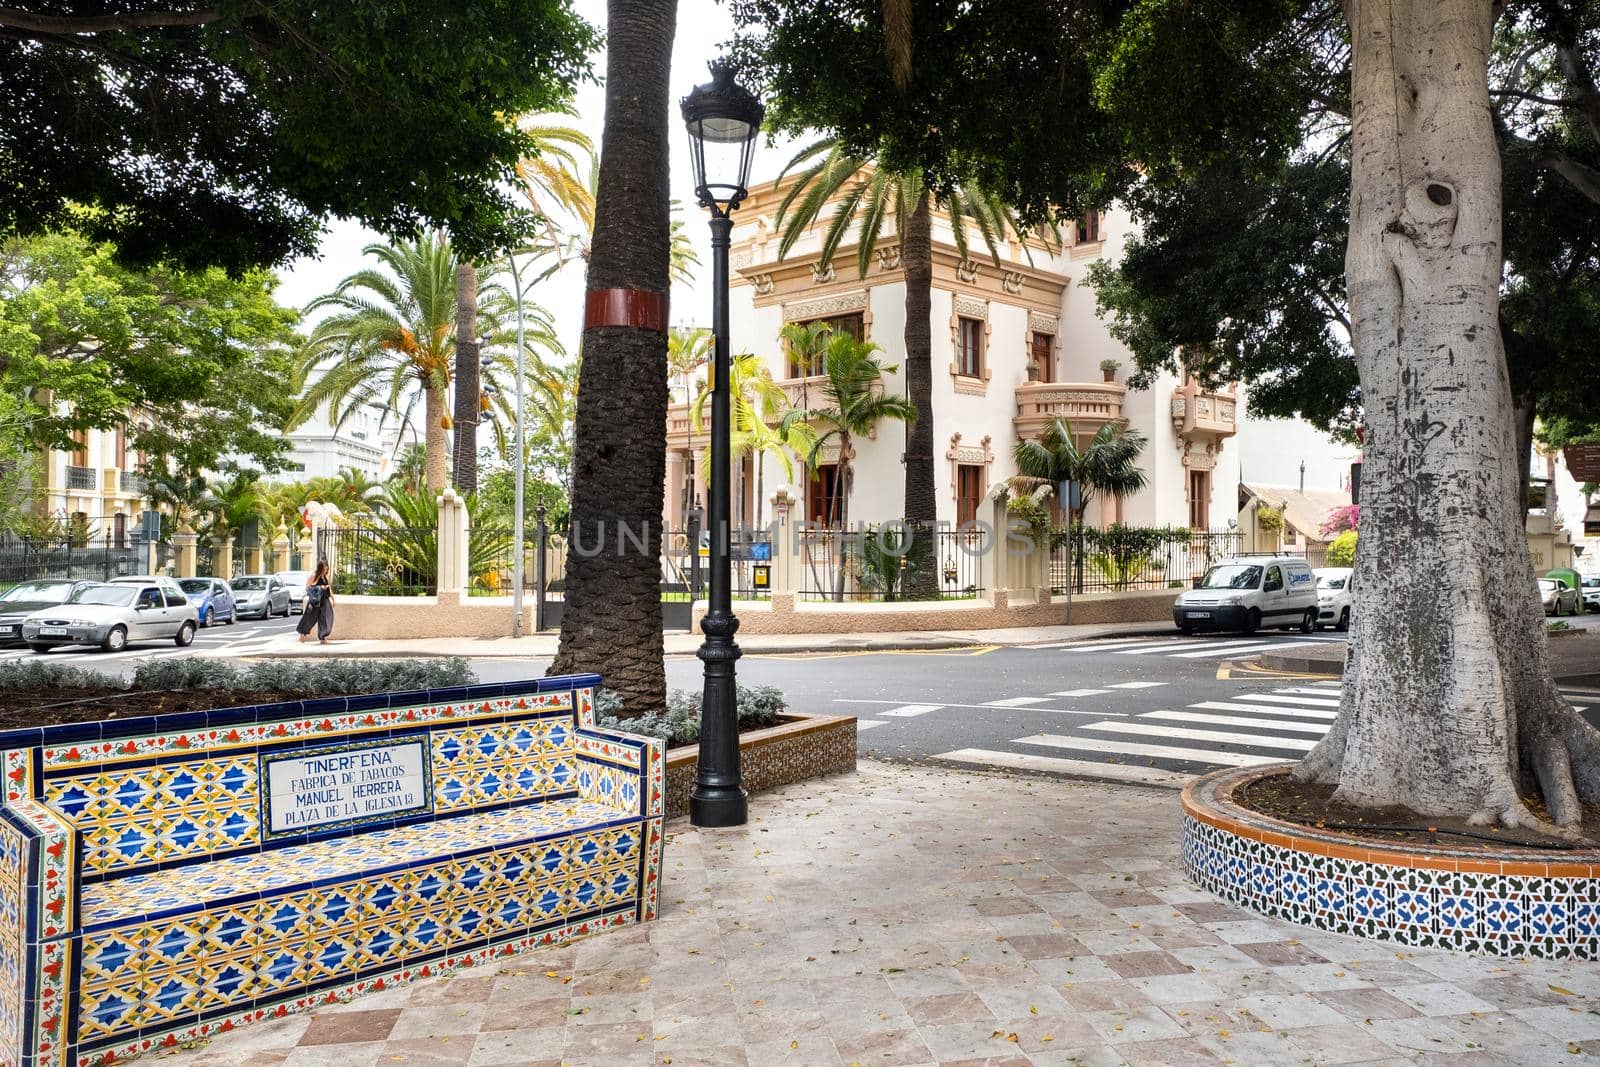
594,685,857,817
0,659,664,1067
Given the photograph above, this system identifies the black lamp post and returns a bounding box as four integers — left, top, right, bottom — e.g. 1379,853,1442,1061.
681,60,763,828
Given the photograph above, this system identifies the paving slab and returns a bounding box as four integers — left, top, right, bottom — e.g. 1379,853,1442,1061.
160,760,1600,1067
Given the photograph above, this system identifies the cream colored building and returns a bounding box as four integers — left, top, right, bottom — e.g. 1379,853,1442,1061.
35,421,152,543
664,178,1349,537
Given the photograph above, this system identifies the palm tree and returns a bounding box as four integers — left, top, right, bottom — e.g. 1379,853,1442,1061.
691,352,816,526
781,333,917,600
147,468,220,533
390,444,428,496
1011,417,1150,528
548,0,676,715
205,471,272,543
774,139,1053,598
452,259,481,493
293,235,508,494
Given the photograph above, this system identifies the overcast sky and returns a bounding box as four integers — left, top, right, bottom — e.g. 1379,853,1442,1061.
274,0,799,359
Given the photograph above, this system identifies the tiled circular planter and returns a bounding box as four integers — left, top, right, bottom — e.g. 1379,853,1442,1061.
1182,765,1600,960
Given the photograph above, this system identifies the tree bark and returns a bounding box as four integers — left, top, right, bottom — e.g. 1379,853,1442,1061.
423,381,448,493
1295,0,1598,837
549,0,674,714
452,262,480,494
900,189,940,599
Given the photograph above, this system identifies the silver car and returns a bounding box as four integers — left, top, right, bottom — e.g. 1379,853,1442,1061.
23,581,199,653
276,570,312,611
1538,578,1582,616
231,574,293,619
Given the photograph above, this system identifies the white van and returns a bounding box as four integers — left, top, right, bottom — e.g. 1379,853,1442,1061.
1314,567,1354,631
1172,555,1319,635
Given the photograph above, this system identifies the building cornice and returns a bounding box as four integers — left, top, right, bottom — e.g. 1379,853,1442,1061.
738,240,1068,318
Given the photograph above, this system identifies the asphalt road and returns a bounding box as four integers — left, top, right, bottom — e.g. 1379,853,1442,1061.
7,613,1597,791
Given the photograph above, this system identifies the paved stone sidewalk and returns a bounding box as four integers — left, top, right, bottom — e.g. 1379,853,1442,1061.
163,763,1600,1066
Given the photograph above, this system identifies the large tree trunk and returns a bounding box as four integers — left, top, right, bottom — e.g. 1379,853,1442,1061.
453,261,480,493
1295,0,1598,836
900,189,940,599
549,0,674,714
423,381,448,493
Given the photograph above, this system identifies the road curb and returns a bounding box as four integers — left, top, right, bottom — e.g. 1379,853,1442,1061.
1257,650,1345,675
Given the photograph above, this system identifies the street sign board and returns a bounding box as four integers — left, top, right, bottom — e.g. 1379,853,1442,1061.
1565,444,1600,483
752,565,770,590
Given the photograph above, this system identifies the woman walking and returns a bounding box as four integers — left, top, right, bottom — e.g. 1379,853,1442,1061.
296,560,335,643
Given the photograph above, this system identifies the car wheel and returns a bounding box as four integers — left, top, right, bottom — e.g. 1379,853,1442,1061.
1337,608,1350,632
174,621,196,647
102,625,127,653
226,610,237,625
197,606,210,628
1243,609,1261,636
27,643,51,654
1300,610,1316,634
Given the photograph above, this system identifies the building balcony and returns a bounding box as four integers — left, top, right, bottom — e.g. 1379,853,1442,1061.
66,465,96,491
666,403,695,450
119,471,148,496
1170,382,1239,441
1013,380,1127,439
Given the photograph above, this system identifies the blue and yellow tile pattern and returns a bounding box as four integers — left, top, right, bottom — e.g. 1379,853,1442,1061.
0,672,661,1067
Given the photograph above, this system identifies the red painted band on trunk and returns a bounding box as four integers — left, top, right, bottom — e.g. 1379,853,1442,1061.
584,289,669,332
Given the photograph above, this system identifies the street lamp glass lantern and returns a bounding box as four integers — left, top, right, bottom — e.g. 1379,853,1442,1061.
681,60,764,216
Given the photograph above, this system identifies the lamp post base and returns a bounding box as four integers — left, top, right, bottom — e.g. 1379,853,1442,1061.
689,785,748,827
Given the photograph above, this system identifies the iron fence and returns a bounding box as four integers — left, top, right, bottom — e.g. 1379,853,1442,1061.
318,526,438,596
0,537,148,585
799,522,986,602
1050,525,1243,594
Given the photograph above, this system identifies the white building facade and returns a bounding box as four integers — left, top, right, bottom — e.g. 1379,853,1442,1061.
662,179,1351,542
280,403,415,481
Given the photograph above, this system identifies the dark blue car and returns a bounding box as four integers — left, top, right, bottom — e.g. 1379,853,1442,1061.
178,577,237,627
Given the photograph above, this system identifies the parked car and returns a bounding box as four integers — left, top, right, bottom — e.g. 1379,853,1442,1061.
230,574,293,619
1314,567,1354,631
1538,577,1582,616
0,580,98,646
276,570,312,611
1172,555,1319,635
178,577,237,627
1583,575,1600,613
22,581,198,653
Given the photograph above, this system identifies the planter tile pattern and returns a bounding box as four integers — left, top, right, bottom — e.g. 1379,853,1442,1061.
1182,766,1600,960
0,675,663,1067
664,712,856,818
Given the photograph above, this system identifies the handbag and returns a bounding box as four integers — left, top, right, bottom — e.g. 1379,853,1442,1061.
305,584,326,608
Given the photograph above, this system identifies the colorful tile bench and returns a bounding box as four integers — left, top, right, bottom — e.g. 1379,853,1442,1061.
0,673,664,1067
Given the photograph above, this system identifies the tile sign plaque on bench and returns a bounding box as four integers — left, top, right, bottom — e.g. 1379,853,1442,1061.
263,739,432,835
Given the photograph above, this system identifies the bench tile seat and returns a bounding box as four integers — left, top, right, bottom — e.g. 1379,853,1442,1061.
80,798,629,926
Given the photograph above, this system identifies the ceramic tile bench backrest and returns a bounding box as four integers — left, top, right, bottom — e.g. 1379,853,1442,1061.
0,674,665,1067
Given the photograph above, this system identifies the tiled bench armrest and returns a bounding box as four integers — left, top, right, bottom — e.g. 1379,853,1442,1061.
0,796,76,1066
575,727,665,819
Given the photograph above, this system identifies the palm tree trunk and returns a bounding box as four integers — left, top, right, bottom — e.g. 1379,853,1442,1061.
900,188,940,599
424,382,448,493
453,261,480,493
549,0,676,715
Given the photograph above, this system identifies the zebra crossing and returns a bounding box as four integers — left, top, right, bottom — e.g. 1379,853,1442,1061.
1034,633,1349,661
0,620,293,668
935,683,1600,787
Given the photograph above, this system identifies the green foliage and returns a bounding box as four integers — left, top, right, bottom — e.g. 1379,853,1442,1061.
1071,523,1192,592
0,1,599,271
1,656,474,697
852,524,912,600
594,685,787,747
1256,505,1284,534
0,659,114,692
0,232,298,470
333,485,512,595
1326,529,1357,568
1006,496,1054,551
